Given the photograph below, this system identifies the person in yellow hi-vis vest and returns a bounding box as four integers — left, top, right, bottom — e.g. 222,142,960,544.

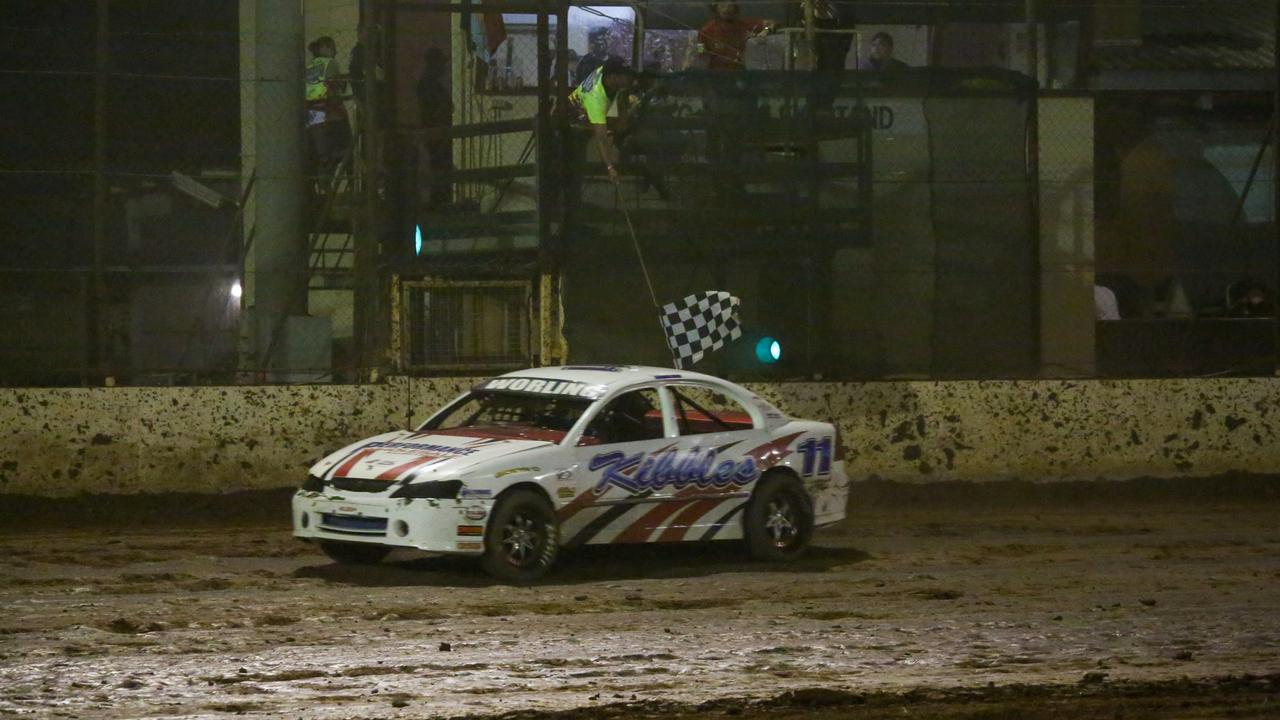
567,58,635,185
560,58,636,230
305,36,350,176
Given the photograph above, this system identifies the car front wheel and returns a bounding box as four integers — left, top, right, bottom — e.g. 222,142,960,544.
744,473,814,561
481,489,560,583
319,540,391,565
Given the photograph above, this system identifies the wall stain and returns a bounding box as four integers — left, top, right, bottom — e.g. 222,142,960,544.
890,421,914,444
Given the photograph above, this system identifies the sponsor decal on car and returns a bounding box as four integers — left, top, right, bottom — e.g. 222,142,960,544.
588,446,760,495
495,466,540,478
556,486,575,499
366,440,478,456
459,488,493,498
479,377,607,399
456,525,484,537
464,505,488,521
456,541,483,551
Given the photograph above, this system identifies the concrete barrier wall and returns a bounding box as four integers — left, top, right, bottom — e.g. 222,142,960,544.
2,377,1277,497
748,378,1280,482
0,381,408,496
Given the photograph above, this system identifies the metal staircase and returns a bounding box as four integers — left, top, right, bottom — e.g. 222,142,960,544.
308,150,357,290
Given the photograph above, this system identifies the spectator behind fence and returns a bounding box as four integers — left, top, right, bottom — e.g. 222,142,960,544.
575,27,610,85
691,2,770,200
1226,279,1274,317
1095,285,1121,321
691,1,774,71
305,36,351,176
417,48,454,210
866,32,908,70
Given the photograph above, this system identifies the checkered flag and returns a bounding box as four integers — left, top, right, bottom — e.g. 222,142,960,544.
660,291,743,369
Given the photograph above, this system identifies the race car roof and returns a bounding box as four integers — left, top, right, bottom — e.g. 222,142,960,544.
494,365,731,392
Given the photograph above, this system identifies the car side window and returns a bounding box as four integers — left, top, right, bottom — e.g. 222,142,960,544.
672,385,756,436
579,389,664,445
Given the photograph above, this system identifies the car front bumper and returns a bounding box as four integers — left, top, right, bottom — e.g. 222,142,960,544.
291,491,493,554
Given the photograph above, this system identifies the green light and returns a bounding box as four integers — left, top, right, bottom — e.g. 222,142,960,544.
755,337,781,364
414,225,424,256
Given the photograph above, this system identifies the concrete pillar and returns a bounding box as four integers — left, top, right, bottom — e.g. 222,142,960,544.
252,0,308,371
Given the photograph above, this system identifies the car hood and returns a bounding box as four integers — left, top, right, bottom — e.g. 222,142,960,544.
309,428,555,483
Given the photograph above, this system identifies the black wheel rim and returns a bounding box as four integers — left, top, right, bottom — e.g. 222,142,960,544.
499,510,544,568
763,494,799,549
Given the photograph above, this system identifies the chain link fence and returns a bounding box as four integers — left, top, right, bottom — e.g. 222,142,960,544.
0,1,1276,386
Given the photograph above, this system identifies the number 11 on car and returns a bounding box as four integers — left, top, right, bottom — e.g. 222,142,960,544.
798,437,832,477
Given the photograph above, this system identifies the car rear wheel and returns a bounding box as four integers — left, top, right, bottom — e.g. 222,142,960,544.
319,540,391,565
744,473,814,561
481,489,559,583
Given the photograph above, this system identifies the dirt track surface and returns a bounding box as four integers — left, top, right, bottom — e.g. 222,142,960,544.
2,489,1279,719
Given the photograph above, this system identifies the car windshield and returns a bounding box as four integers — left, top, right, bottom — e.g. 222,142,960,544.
421,391,593,442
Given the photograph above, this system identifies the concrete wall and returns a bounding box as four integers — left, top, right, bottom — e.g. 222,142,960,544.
0,381,406,497
748,378,1280,482
2,376,1278,497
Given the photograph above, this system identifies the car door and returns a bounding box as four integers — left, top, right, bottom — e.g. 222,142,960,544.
561,386,676,546
650,381,775,541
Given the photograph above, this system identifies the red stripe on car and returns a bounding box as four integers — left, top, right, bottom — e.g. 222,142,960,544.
333,448,377,478
746,431,804,470
611,487,703,543
376,453,440,480
657,497,727,542
556,489,597,522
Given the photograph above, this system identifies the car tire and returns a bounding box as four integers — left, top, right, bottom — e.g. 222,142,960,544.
480,489,560,583
744,473,814,562
319,540,391,565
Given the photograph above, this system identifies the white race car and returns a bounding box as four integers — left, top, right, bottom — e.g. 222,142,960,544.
293,365,849,582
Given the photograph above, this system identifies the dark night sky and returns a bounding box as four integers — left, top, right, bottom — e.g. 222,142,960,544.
1,1,240,267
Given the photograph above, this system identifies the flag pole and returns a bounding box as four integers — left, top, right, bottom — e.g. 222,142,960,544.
618,201,659,309
617,195,680,368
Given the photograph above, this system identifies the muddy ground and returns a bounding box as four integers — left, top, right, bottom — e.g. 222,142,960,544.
1,480,1278,719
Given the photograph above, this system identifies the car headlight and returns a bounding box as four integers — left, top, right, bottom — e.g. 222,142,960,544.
301,474,325,492
390,479,463,500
